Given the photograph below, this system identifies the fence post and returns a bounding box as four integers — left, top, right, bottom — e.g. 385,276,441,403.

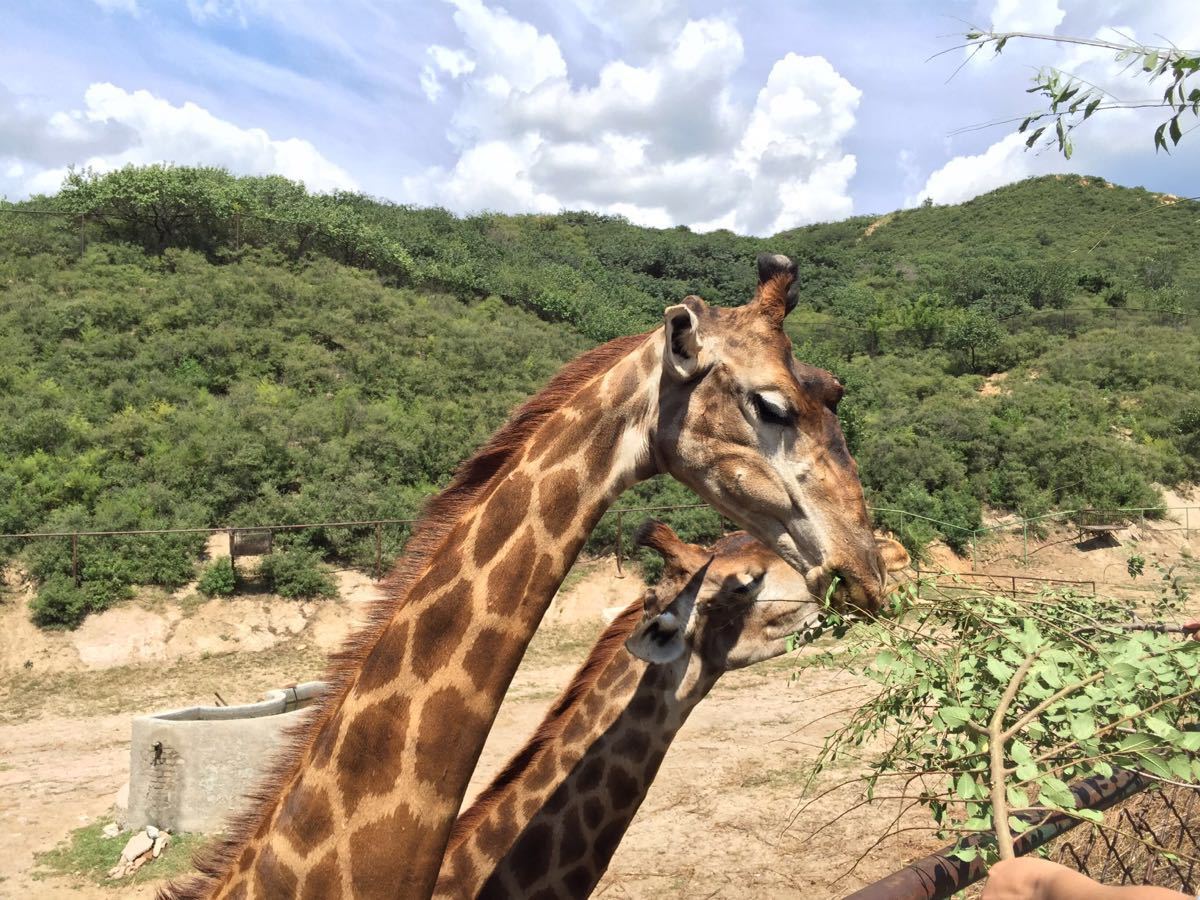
1187,506,1191,539
1023,522,1028,567
615,510,624,576
374,522,382,580
228,528,237,577
71,533,79,587
1012,575,1017,599
971,531,978,572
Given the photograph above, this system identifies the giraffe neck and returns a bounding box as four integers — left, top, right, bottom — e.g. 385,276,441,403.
188,335,665,900
435,601,718,899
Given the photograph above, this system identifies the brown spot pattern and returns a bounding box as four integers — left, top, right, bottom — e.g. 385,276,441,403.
463,625,511,692
301,848,341,900
357,619,410,693
509,822,553,890
473,471,534,567
414,686,483,795
337,692,411,813
348,805,420,899
410,580,471,682
538,468,580,538
485,529,536,616
252,846,297,899
280,781,333,855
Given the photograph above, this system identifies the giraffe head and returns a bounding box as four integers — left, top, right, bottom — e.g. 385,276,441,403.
652,253,887,612
625,521,908,670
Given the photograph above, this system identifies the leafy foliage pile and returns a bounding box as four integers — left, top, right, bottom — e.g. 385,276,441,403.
2,165,1198,625
810,580,1200,867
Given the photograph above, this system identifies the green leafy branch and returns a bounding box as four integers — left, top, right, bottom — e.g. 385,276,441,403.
959,28,1199,156
806,580,1200,868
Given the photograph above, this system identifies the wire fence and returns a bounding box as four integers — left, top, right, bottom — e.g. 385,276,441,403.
1,501,1196,596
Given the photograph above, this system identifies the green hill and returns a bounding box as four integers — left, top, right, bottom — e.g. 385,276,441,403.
1,166,1197,627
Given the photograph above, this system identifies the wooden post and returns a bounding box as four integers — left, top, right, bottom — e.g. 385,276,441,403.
71,533,79,587
615,510,624,576
374,522,382,580
1023,522,1028,567
228,529,237,577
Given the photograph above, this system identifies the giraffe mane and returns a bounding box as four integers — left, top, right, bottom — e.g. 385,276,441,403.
161,330,652,900
445,598,644,851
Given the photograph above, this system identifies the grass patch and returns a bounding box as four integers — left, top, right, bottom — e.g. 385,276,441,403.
34,821,207,887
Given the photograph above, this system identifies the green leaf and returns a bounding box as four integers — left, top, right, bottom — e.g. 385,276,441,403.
1169,115,1183,146
1009,815,1031,833
1169,755,1192,780
957,771,977,801
1016,762,1039,782
1007,785,1029,809
1070,713,1095,741
1039,775,1076,808
1075,808,1104,824
950,846,978,862
939,706,973,728
1011,741,1033,765
986,657,1015,682
1084,97,1101,120
1094,761,1113,778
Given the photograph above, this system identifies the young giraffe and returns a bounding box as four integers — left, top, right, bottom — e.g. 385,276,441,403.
434,521,908,899
166,254,890,900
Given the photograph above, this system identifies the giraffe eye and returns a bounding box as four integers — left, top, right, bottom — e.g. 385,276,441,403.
731,572,765,595
752,393,792,427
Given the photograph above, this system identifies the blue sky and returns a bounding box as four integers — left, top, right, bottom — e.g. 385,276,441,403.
2,0,1196,234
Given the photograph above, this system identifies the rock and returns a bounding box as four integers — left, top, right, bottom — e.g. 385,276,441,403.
145,824,159,839
152,833,170,858
120,830,154,863
102,823,121,839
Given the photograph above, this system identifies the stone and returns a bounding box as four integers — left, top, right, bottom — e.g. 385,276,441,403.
102,823,121,839
152,833,170,858
145,825,159,839
120,830,154,863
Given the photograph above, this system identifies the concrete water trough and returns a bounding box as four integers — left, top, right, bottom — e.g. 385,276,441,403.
126,681,326,833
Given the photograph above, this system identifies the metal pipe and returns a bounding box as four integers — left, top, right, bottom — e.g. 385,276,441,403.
844,768,1150,900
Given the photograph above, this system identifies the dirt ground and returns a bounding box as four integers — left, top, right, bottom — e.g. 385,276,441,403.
2,505,1198,898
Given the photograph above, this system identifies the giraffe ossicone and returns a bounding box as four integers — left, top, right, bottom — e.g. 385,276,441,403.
434,521,909,898
165,253,890,900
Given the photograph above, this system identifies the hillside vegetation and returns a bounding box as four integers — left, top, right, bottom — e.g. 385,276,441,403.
1,166,1197,626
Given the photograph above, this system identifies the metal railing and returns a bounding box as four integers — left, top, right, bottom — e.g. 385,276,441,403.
1,501,1195,592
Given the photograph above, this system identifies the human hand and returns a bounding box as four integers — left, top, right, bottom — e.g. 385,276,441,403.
981,857,1092,900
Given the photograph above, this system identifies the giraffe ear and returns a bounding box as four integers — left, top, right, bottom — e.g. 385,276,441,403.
752,253,799,326
625,588,694,664
625,560,708,664
662,297,706,381
634,519,708,578
876,536,910,573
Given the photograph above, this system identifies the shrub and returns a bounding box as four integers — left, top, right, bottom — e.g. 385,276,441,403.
30,577,96,629
197,557,237,597
256,548,337,599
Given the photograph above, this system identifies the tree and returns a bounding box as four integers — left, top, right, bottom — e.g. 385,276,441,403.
945,308,1003,372
809,579,1199,867
961,29,1199,157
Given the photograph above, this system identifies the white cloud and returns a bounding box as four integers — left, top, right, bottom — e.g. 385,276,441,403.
420,45,477,102
403,2,860,234
989,0,1065,33
187,0,248,25
907,133,1042,206
1,83,356,198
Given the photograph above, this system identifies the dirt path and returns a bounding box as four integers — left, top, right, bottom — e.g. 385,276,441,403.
1,641,940,898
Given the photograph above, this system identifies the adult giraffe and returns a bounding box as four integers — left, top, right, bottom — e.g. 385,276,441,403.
166,254,889,900
435,521,909,898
